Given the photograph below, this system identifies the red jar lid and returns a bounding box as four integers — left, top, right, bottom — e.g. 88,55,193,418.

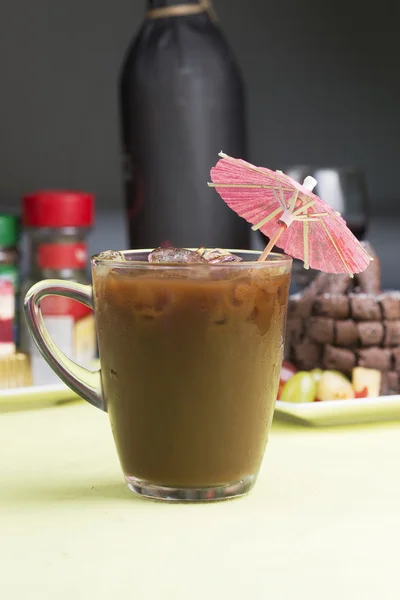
23,191,94,228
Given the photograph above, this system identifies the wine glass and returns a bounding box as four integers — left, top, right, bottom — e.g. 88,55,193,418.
284,166,370,291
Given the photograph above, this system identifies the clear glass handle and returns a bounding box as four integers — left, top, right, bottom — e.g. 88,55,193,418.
24,279,105,411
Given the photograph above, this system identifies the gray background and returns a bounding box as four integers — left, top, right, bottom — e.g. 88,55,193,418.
0,0,399,284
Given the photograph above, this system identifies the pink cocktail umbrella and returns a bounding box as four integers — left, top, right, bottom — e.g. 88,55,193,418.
209,153,372,274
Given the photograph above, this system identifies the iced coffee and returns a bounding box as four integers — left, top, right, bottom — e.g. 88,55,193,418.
92,248,291,498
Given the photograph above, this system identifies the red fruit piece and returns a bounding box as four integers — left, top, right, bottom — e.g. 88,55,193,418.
277,361,297,400
281,360,297,382
355,387,368,399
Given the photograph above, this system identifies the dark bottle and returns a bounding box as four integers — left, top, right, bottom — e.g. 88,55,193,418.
119,0,249,249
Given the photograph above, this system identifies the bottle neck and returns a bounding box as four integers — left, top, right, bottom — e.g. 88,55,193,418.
146,0,216,21
148,0,201,8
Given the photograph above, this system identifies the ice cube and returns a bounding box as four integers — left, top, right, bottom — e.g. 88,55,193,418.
94,250,125,262
148,248,207,264
200,248,243,263
228,279,257,318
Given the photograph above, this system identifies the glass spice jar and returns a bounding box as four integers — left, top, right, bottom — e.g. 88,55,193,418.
20,191,96,385
0,215,19,356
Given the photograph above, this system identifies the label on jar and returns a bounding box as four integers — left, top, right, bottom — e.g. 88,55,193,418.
0,279,15,356
37,242,87,270
29,294,97,386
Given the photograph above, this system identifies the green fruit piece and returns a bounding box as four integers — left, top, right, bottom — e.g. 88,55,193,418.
317,370,354,401
280,372,317,403
310,368,323,384
328,370,350,382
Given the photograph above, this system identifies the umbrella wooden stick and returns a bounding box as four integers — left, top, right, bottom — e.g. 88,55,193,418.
257,176,318,262
258,223,287,262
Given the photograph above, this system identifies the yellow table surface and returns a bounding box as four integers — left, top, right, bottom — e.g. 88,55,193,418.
1,403,400,600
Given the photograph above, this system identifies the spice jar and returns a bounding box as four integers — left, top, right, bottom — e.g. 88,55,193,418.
0,215,19,356
20,191,96,385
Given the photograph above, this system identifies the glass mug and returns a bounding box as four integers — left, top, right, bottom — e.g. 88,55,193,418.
24,249,292,502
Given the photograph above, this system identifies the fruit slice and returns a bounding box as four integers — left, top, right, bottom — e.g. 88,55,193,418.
280,372,316,403
277,360,297,400
352,367,381,398
355,386,368,399
281,360,297,381
317,370,355,401
310,368,323,384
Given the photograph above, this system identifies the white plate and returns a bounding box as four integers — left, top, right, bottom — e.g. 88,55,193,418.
0,383,82,413
0,359,100,413
5,378,399,425
275,396,400,426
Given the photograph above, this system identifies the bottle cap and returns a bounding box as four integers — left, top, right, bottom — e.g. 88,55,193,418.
23,191,94,228
0,215,19,248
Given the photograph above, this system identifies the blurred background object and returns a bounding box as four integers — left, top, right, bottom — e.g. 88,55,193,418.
0,0,398,285
0,215,19,355
120,0,249,249
19,191,96,386
0,353,32,389
285,166,370,290
286,166,370,241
